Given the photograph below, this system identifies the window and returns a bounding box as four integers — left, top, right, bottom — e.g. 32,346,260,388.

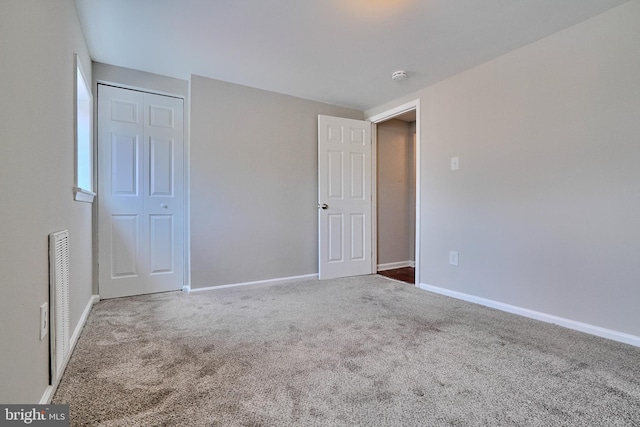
74,55,95,202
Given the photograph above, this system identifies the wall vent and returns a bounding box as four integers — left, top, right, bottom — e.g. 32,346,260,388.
49,230,70,384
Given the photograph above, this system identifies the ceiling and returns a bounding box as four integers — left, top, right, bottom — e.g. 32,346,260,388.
74,0,628,111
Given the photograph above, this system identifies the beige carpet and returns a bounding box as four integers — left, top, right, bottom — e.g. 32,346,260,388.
53,275,640,426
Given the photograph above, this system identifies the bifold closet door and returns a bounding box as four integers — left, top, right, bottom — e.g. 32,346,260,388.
98,84,184,299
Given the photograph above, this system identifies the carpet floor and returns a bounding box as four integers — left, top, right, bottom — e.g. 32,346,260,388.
53,275,640,426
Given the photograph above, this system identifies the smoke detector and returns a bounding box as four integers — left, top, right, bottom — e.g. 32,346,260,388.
392,70,407,81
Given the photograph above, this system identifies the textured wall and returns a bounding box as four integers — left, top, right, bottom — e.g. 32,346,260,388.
0,0,93,402
367,1,640,336
189,76,363,287
93,62,188,98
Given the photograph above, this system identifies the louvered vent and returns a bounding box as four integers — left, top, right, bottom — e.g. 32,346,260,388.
49,230,70,383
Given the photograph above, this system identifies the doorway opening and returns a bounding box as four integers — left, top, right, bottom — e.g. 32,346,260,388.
368,100,420,286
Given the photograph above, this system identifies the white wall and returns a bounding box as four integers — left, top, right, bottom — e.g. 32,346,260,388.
93,62,188,98
366,1,640,337
189,75,363,288
377,119,414,267
0,0,93,402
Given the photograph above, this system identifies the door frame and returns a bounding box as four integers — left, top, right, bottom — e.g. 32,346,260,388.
94,80,191,295
367,99,421,287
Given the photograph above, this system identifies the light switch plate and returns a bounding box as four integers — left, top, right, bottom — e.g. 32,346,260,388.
451,157,459,171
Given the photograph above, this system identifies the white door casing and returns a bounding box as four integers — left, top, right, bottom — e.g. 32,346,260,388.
98,84,184,299
367,99,421,287
318,115,373,280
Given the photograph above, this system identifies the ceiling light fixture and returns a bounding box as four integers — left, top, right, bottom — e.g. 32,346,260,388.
392,70,407,81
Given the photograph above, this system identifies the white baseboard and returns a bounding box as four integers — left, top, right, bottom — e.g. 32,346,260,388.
419,283,640,348
377,260,414,271
40,294,100,404
69,295,100,352
189,273,318,293
39,387,55,405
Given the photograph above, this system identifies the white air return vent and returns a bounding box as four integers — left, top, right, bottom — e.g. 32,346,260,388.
49,230,70,384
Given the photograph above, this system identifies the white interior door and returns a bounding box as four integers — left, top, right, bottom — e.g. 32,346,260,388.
98,84,184,299
318,115,372,280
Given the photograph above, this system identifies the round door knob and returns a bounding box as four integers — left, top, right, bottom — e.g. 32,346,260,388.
319,203,328,210
161,203,168,209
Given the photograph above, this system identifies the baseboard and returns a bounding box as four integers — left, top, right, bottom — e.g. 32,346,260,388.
377,260,414,271
419,283,640,348
39,386,55,405
40,294,100,404
189,273,318,293
69,295,100,352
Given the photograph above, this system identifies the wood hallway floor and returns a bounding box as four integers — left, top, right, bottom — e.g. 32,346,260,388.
377,267,415,285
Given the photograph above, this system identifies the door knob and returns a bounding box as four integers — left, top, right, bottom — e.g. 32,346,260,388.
161,203,168,209
318,203,328,210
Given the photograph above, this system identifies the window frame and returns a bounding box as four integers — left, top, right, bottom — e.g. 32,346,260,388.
74,54,95,203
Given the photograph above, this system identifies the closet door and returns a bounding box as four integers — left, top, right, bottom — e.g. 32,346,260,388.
98,84,184,299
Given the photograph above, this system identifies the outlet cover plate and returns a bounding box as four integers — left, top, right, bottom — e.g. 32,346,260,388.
449,251,459,266
40,302,48,340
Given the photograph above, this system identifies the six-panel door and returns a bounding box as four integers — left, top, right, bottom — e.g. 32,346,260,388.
98,85,184,299
318,115,372,280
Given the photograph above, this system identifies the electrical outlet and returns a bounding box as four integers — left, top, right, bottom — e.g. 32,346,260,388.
40,303,49,340
449,251,459,266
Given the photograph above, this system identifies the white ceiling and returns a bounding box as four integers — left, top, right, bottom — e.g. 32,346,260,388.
74,0,628,111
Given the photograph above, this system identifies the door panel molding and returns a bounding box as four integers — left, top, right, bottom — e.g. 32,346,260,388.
318,115,372,280
98,84,184,298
